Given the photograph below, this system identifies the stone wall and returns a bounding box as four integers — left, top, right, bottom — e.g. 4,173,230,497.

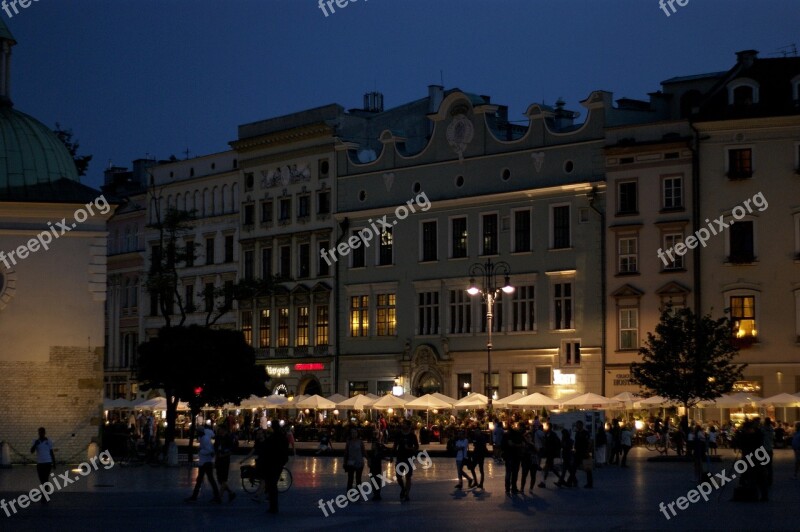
0,346,103,464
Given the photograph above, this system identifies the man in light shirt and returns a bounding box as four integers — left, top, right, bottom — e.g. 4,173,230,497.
30,427,56,490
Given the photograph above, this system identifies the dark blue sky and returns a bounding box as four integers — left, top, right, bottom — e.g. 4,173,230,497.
7,0,800,189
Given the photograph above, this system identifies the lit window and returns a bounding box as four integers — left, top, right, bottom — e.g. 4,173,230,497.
241,311,253,346
727,148,753,179
730,296,756,340
259,309,271,348
350,296,369,337
296,307,309,346
376,294,397,336
315,305,329,345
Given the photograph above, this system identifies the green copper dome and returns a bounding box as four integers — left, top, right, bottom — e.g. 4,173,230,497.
0,18,79,194
0,106,79,190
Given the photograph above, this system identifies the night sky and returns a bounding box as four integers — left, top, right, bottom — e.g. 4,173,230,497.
6,0,799,189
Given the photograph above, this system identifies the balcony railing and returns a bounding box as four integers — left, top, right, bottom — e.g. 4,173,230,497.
254,346,332,359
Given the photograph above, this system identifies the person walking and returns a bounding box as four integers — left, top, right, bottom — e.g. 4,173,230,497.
454,429,475,489
262,421,290,514
492,419,505,464
520,426,538,493
368,430,388,501
762,418,775,487
393,420,419,502
30,427,56,500
502,423,524,495
619,424,633,467
214,424,236,502
692,424,708,484
573,421,593,488
594,425,607,467
538,425,561,488
468,425,488,489
555,429,575,488
185,426,221,503
344,428,366,491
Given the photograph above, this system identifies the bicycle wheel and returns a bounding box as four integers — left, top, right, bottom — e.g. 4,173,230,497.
277,467,292,493
241,475,261,494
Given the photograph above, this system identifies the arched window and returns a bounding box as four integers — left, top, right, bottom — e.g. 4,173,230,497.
727,79,759,106
415,372,442,396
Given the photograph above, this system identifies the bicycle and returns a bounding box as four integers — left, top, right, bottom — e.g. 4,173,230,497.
240,460,292,493
644,432,678,454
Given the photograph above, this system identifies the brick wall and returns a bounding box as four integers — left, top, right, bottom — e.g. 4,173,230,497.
0,346,103,464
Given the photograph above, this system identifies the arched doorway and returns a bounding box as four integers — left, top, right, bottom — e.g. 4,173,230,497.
300,377,321,397
415,371,442,396
271,382,288,396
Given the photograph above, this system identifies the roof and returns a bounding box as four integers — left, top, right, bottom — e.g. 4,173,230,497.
0,18,16,45
0,177,102,203
0,106,80,196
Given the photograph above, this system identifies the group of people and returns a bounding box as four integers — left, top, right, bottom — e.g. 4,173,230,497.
185,420,290,514
472,417,594,494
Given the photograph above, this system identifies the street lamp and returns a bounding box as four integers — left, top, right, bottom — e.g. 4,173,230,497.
466,258,513,410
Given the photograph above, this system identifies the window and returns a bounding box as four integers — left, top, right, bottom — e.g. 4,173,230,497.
728,221,755,263
449,289,472,334
513,209,531,253
484,372,499,400
279,245,291,278
318,240,330,276
129,278,138,308
185,240,194,267
277,307,289,347
204,282,215,312
149,291,159,316
379,227,393,266
261,201,273,224
259,309,271,348
457,374,472,399
451,217,468,258
261,248,273,279
317,190,331,215
225,235,234,263
350,296,369,337
617,181,638,215
319,159,330,178
618,236,638,274
728,80,759,106
418,291,439,335
150,244,162,272
279,198,291,222
535,367,552,386
727,148,753,179
205,237,214,265
351,231,365,268
562,340,581,365
349,381,369,397
376,294,397,336
551,205,571,249
512,285,535,332
298,243,310,278
553,282,573,330
481,213,498,255
243,204,255,226
730,295,756,340
421,221,438,261
244,250,254,280
663,233,684,269
223,280,234,308
377,381,394,396
663,176,683,210
242,311,253,346
315,305,329,345
480,292,503,333
298,195,310,219
512,372,528,394
184,284,195,312
296,307,309,346
619,309,639,350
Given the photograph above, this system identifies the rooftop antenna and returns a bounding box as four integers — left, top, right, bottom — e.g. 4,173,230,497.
770,44,797,57
183,148,190,160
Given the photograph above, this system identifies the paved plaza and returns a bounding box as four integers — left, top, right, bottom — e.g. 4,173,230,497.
0,446,797,531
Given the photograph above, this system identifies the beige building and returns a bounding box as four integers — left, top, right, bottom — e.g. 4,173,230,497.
0,20,113,461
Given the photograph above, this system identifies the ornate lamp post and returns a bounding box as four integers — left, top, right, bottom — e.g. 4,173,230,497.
467,259,514,410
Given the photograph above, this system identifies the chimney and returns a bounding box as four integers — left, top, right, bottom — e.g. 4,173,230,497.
363,91,384,113
428,84,444,113
735,50,759,68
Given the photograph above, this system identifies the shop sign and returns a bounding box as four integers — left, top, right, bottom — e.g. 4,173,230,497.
294,363,324,371
553,369,576,385
266,365,290,377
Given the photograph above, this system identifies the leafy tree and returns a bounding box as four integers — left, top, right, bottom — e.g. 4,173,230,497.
53,123,92,177
137,325,268,451
630,307,746,411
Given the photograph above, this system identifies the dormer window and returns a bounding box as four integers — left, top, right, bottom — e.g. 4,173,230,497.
727,79,759,106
